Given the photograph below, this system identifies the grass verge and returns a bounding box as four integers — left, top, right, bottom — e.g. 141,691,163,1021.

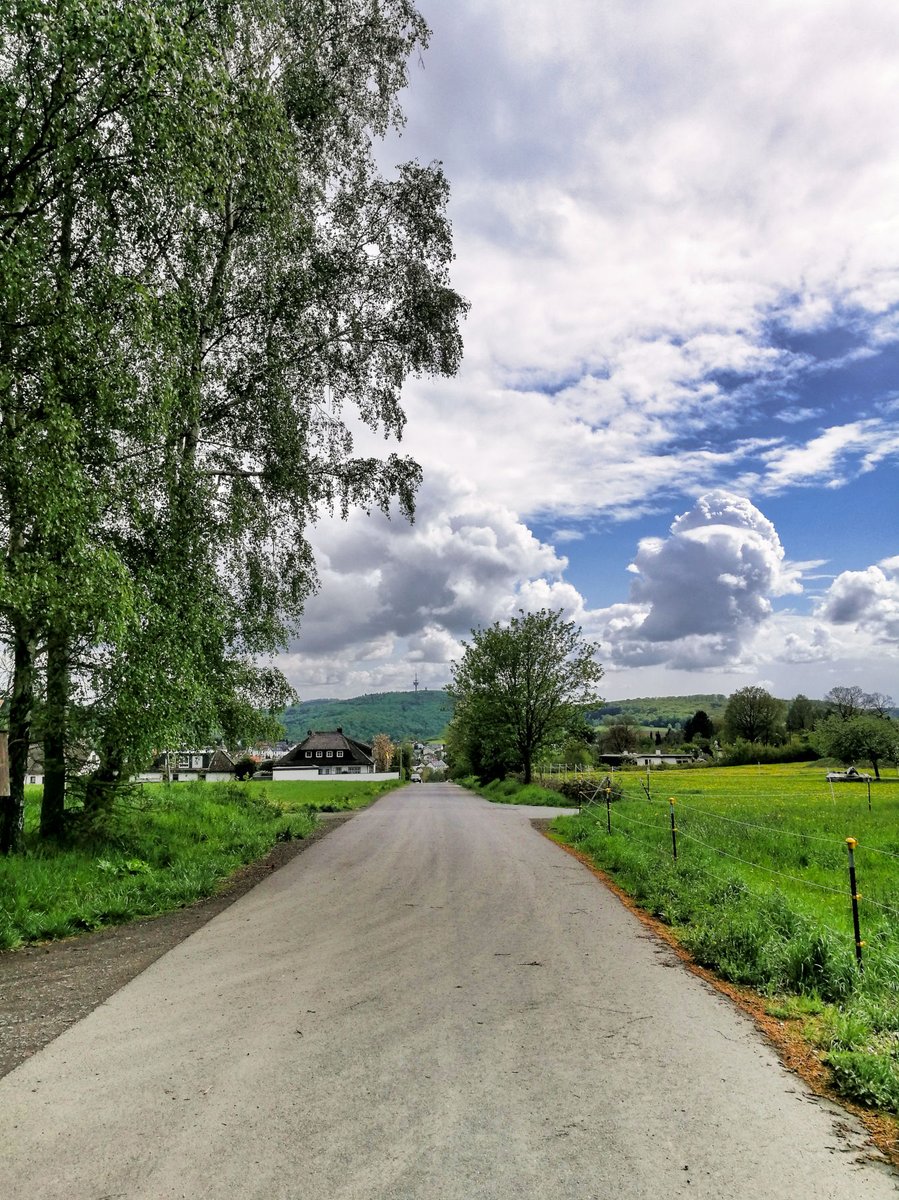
456,775,574,806
0,778,400,950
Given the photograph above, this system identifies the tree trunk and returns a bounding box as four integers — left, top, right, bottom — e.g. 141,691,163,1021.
40,624,69,839
522,750,532,785
1,628,34,853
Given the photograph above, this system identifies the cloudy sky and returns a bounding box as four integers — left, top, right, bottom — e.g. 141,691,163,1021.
281,0,899,703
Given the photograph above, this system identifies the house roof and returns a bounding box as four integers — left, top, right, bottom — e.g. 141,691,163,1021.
276,728,374,768
207,748,234,773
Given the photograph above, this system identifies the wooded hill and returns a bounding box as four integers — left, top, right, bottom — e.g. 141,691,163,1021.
282,691,454,744
281,691,733,743
586,695,729,728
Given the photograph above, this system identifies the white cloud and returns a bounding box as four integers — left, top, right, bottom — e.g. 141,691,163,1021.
280,473,584,696
592,492,801,669
277,3,899,701
816,562,899,641
375,0,899,525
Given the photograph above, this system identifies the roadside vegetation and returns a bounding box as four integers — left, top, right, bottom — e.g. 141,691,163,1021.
0,779,400,951
463,763,899,1116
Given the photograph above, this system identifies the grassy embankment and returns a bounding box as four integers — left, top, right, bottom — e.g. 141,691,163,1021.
468,763,899,1115
0,778,401,951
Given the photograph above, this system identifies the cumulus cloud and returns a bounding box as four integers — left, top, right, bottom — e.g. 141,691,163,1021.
274,3,899,701
816,562,899,640
278,473,588,696
594,492,801,668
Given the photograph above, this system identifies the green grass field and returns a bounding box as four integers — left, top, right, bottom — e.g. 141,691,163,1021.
541,762,899,1115
0,777,402,950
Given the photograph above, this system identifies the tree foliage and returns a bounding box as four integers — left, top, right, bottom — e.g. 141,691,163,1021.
371,733,395,773
447,610,603,784
683,709,714,742
0,1,466,850
723,686,784,745
813,714,898,781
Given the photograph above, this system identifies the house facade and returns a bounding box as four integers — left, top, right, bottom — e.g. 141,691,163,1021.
137,748,235,783
273,728,399,782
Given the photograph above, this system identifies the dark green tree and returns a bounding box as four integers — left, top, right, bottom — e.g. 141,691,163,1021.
683,710,714,742
786,694,816,734
447,610,603,785
723,686,784,745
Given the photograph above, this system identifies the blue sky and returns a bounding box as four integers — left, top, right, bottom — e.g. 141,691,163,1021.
281,0,899,702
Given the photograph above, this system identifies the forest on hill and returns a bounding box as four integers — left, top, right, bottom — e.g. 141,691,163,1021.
587,695,729,728
281,691,734,744
282,691,454,744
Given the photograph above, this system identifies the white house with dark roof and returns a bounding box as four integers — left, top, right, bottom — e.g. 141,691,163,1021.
273,728,399,782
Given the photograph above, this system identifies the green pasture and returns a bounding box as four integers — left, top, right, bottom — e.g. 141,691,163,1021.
542,762,899,1114
0,777,401,951
242,777,402,812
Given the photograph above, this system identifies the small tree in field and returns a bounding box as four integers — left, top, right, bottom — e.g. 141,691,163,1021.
447,609,603,785
813,714,897,781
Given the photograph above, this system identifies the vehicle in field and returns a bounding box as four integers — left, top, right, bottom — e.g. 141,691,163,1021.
826,766,872,783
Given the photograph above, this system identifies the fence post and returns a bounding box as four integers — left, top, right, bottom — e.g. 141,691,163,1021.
605,787,612,834
845,838,864,971
866,778,871,813
669,797,677,863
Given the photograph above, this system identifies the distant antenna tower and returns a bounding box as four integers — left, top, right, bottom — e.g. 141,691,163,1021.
412,671,420,697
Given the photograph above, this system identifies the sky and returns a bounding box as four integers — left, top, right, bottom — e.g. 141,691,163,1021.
279,0,899,704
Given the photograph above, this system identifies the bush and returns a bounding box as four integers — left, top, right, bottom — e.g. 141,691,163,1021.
718,740,820,766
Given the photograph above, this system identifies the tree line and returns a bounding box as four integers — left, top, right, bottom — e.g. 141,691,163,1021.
444,610,896,782
0,1,466,852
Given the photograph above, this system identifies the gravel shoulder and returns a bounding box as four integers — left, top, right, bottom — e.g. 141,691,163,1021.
0,814,352,1079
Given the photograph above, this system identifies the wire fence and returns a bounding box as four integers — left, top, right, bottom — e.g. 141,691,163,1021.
573,777,899,972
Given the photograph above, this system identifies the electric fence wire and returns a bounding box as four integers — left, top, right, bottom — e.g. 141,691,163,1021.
674,829,848,896
858,894,899,920
858,843,899,862
667,801,847,847
589,810,860,949
604,808,669,835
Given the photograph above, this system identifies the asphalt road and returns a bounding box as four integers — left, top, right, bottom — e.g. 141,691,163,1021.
0,783,895,1199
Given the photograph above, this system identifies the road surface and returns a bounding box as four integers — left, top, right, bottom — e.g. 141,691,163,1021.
0,783,895,1198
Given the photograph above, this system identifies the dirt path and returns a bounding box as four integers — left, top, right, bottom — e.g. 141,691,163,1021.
0,785,895,1199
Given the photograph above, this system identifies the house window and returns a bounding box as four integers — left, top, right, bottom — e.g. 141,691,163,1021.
316,751,323,757
348,766,361,774
336,751,343,758
326,751,333,758
305,751,312,758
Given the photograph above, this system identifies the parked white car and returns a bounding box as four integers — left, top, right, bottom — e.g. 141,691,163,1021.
826,767,872,783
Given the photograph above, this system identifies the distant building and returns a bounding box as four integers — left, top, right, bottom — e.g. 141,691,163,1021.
273,728,399,782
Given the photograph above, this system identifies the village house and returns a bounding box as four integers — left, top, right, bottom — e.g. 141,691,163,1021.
272,728,399,782
137,748,235,783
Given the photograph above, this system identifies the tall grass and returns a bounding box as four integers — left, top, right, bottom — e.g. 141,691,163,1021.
0,781,322,950
458,776,574,806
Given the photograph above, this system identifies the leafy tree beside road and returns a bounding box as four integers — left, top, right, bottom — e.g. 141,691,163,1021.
0,1,467,851
447,609,603,785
